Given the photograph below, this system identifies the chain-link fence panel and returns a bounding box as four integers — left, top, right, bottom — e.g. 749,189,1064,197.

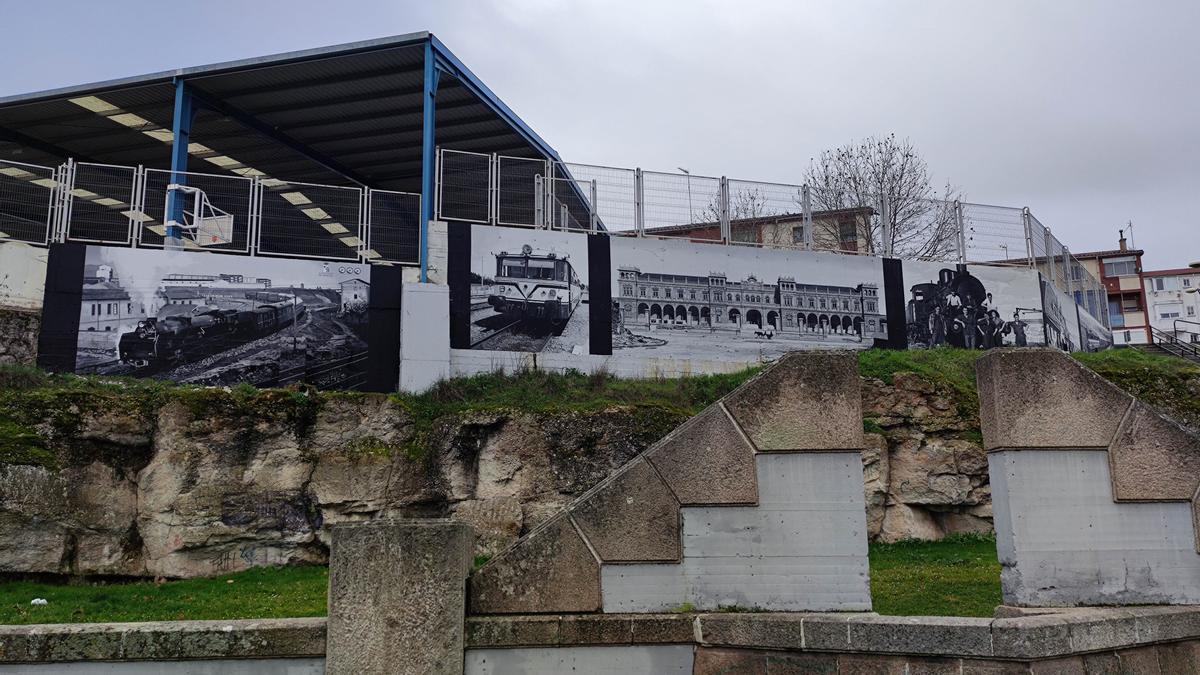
805,186,880,254
138,169,254,253
496,156,545,228
642,170,722,241
64,162,139,245
437,149,490,223
257,179,363,261
366,189,421,264
0,159,56,245
724,179,805,247
960,202,1028,265
562,163,636,235
888,196,960,262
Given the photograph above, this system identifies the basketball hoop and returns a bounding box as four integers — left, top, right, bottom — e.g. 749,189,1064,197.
165,184,233,247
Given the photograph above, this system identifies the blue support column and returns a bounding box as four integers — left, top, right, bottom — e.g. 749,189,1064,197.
167,79,196,250
420,40,440,282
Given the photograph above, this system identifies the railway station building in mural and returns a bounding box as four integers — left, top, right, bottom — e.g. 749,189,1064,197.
615,266,886,340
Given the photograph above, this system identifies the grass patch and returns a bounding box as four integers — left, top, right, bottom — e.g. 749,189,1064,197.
0,566,328,625
1074,348,1200,429
0,537,1004,623
858,348,984,414
869,534,1001,617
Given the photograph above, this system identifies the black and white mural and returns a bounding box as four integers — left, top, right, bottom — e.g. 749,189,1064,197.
610,237,887,361
71,246,371,389
1039,274,1082,352
1078,304,1114,352
466,226,591,354
904,261,1045,349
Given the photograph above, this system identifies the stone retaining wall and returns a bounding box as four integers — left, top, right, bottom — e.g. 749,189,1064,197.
0,308,38,366
5,608,1200,673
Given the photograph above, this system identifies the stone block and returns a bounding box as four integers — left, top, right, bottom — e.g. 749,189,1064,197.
469,514,601,614
645,404,758,505
1080,652,1120,675
557,614,633,645
975,349,1131,451
1108,403,1200,501
1059,609,1139,653
906,656,966,675
960,660,1032,674
991,615,1073,660
723,351,862,451
846,615,993,657
465,616,560,648
1126,606,1200,643
693,646,767,674
697,613,806,650
1029,656,1085,674
1156,640,1200,674
570,458,681,563
837,654,908,674
800,614,854,651
326,520,473,675
1114,646,1161,674
629,614,697,644
765,651,837,674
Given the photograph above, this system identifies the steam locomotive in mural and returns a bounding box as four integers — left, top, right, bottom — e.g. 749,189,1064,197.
118,295,305,367
487,245,583,326
907,265,1019,349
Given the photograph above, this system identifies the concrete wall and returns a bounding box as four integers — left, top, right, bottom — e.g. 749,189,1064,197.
601,452,871,612
990,450,1200,606
0,659,323,674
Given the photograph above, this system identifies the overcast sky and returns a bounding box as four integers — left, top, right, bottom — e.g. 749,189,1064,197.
3,0,1196,269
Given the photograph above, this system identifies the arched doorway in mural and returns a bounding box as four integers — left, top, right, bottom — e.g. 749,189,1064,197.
746,309,763,328
767,311,779,330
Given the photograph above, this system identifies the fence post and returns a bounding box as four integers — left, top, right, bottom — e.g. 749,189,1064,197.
634,168,644,237
1064,246,1075,303
1044,227,1056,285
954,200,966,264
489,153,498,226
589,179,598,233
880,193,892,257
1021,207,1035,269
719,176,731,244
537,167,544,229
59,158,76,243
801,185,814,251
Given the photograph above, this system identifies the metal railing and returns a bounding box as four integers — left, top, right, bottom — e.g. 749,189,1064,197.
1150,326,1200,363
0,158,421,266
435,148,1110,331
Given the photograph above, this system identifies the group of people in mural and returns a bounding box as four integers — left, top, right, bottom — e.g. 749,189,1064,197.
907,267,1029,349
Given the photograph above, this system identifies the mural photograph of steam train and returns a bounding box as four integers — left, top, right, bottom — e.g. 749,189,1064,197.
74,247,370,390
467,227,590,354
904,262,1046,350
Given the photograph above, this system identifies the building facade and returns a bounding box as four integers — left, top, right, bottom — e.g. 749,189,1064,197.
1144,267,1200,343
616,266,886,339
1073,234,1150,346
641,208,873,253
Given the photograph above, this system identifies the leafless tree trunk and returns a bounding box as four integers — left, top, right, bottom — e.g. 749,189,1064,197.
803,134,960,259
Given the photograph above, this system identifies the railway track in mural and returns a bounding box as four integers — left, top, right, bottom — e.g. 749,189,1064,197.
468,310,566,352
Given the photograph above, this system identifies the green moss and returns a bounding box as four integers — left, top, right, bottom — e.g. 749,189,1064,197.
858,348,984,416
339,436,402,459
0,418,56,469
863,419,885,435
1074,348,1200,429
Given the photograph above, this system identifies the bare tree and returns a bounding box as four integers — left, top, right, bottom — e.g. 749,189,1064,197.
803,134,960,259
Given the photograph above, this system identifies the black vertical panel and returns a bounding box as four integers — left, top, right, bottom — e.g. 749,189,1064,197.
447,221,472,349
587,233,612,355
37,243,87,373
364,265,403,393
882,258,908,350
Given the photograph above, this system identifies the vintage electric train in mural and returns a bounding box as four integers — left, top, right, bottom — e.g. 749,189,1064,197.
118,294,306,367
487,244,583,326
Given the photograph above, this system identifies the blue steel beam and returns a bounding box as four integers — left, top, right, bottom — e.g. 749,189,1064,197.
166,79,197,250
420,39,442,283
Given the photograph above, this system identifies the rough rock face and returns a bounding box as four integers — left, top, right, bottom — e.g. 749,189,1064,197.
862,373,991,542
0,308,39,366
0,372,986,578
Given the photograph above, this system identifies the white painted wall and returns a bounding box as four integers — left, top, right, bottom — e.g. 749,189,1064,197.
466,645,694,674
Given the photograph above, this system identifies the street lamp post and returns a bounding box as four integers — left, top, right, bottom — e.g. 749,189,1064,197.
678,167,693,223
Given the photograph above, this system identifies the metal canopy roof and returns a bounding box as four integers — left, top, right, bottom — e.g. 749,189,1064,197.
0,33,559,193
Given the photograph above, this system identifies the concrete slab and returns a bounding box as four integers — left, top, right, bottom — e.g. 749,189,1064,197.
1109,403,1200,502
989,450,1200,606
976,349,1132,451
469,514,602,614
570,458,681,563
600,453,871,612
645,404,758,506
723,351,863,451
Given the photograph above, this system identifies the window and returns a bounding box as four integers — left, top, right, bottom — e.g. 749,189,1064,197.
639,287,646,297
792,227,805,246
808,298,815,308
1186,278,1193,288
622,285,632,297
1161,311,1181,319
1121,295,1141,312
1189,306,1196,317
838,222,858,252
1155,278,1165,291
820,299,827,309
1103,259,1137,277
652,288,659,298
